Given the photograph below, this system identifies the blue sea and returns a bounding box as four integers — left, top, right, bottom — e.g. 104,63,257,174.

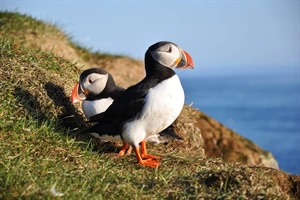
181,74,300,175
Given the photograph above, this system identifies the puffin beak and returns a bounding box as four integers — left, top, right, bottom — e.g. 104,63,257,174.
71,83,86,103
176,49,194,69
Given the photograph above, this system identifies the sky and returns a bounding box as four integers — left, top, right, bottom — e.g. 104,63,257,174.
1,0,299,77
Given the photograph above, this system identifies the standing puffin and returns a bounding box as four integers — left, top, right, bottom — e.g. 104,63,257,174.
71,67,182,155
89,41,194,168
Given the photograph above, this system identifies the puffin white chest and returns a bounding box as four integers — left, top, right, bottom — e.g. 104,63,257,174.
123,75,184,146
143,75,184,128
82,97,113,119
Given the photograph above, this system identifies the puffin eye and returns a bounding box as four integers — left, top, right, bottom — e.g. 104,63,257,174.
89,79,93,84
167,46,172,53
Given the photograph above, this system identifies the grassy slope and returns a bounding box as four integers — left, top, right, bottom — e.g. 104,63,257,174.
0,12,299,199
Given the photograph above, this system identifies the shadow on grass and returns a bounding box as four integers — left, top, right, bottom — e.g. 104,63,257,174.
14,83,118,154
44,82,87,131
14,86,48,125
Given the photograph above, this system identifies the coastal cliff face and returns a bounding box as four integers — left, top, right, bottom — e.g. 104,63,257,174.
1,12,299,199
195,111,279,169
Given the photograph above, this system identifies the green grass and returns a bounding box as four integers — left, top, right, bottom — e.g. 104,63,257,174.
0,11,297,199
0,11,127,65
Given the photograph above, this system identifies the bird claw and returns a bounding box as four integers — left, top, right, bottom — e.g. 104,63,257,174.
125,146,133,155
139,158,160,168
141,154,161,161
117,150,126,157
117,143,131,157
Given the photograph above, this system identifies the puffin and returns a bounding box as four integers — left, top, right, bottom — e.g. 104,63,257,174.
71,67,182,155
89,41,194,168
71,67,123,119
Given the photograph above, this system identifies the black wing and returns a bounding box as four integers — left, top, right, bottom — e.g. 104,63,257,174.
89,76,161,123
80,122,119,136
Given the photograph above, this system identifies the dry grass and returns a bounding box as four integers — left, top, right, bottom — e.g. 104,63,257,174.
0,11,299,199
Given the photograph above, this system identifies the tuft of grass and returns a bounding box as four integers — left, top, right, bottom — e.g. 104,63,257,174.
0,11,299,199
0,11,127,67
0,11,59,48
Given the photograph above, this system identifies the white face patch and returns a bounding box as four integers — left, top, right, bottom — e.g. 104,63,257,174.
81,73,109,96
149,44,181,69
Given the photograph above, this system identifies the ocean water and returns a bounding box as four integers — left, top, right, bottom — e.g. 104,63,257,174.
181,74,300,175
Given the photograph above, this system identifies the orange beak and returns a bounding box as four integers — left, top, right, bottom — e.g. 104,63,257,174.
71,83,85,103
176,49,194,69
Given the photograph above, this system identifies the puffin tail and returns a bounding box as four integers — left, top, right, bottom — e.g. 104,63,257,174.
159,125,183,140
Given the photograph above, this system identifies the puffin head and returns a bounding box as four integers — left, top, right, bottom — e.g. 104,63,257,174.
71,68,111,103
146,41,194,72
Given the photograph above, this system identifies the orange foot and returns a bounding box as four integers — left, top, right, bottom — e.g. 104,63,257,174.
140,140,161,160
125,145,133,155
139,158,160,168
134,145,160,168
117,143,129,157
